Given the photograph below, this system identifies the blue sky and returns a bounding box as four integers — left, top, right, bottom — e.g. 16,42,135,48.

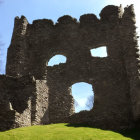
0,0,139,112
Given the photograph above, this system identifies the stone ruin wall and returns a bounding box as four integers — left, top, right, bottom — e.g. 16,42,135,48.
0,5,140,131
0,75,49,131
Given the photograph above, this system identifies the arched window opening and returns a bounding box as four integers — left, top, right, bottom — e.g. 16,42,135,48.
90,46,107,57
71,82,94,113
47,55,67,66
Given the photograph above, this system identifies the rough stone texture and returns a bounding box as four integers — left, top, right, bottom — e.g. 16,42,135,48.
0,75,49,131
31,80,49,125
0,5,140,131
0,75,33,131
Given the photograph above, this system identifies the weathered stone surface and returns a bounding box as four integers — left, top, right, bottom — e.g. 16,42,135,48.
0,4,140,131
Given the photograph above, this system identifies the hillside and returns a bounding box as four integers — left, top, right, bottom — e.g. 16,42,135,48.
0,123,139,140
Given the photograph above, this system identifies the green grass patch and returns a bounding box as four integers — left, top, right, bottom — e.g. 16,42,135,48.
0,123,139,140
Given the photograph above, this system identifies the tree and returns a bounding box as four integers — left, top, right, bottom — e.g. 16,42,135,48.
85,95,94,110
0,40,4,74
74,99,79,108
0,1,4,73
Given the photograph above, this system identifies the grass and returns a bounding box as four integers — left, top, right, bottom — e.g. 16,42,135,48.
0,123,139,140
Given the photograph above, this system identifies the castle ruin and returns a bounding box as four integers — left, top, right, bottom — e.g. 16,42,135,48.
0,5,140,131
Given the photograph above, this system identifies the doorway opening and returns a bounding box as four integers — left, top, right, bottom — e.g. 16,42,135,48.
71,82,94,113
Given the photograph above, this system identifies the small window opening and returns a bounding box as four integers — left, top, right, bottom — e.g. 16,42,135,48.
71,82,94,113
90,46,107,57
47,55,67,66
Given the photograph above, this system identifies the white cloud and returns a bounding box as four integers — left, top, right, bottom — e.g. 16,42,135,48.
75,98,88,113
77,98,87,107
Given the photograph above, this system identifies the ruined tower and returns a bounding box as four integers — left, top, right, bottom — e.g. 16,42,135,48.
0,5,140,131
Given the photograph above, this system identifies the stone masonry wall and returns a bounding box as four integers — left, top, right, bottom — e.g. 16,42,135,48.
120,5,140,122
0,76,16,131
0,4,139,131
0,75,49,131
0,75,34,130
31,80,49,125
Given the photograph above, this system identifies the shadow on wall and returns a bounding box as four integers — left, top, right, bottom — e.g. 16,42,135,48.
65,123,140,140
